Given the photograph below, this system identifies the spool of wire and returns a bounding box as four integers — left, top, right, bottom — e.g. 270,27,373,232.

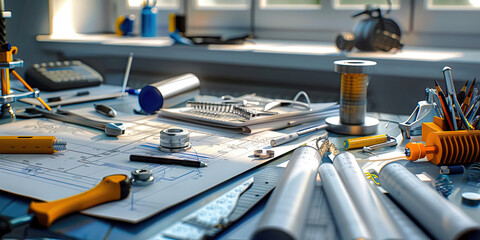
326,60,379,135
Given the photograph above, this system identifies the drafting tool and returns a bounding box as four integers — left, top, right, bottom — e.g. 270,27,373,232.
94,104,117,118
456,80,469,105
344,134,393,150
333,152,402,239
462,77,476,113
399,88,439,137
362,138,397,153
130,154,207,168
162,167,284,240
0,174,131,235
443,67,473,130
270,124,327,147
253,146,323,240
0,136,66,154
442,67,458,130
434,81,454,131
0,1,51,120
47,90,90,103
121,52,133,97
379,163,480,240
318,163,371,240
326,60,379,135
20,107,126,136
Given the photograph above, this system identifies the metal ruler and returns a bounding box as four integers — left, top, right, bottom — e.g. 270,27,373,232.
161,167,284,240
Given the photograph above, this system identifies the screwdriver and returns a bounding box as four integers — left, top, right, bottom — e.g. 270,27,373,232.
0,174,131,236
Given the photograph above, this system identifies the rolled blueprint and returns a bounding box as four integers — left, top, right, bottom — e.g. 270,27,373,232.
138,73,200,114
367,181,429,240
333,152,402,240
318,163,371,240
379,163,480,240
252,146,321,240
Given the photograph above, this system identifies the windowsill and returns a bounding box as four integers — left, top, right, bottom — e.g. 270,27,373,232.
36,34,480,81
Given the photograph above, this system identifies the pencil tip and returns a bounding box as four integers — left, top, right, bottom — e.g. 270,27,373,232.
201,162,207,167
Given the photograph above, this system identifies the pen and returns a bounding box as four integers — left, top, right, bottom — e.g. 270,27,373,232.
94,104,117,117
47,90,90,102
0,136,67,154
344,134,393,150
270,124,328,147
129,154,207,167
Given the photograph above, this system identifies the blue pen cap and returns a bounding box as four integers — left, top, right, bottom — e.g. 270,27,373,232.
138,85,164,114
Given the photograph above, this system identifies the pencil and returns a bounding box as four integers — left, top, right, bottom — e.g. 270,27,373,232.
435,80,454,131
456,80,469,106
462,77,476,113
129,154,207,167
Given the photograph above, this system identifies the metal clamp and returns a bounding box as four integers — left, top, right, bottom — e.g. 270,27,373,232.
399,88,440,139
0,89,40,104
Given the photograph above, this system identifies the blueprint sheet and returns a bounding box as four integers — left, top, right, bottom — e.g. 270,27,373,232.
0,107,309,223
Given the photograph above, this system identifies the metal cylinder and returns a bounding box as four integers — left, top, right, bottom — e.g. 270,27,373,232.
138,73,200,114
334,60,376,125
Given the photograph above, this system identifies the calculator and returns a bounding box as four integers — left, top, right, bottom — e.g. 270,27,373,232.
25,60,103,91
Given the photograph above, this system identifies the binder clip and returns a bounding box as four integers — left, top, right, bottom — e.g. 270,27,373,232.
399,88,441,139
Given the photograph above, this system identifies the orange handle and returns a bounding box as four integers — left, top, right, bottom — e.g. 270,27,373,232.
405,142,436,161
28,174,131,227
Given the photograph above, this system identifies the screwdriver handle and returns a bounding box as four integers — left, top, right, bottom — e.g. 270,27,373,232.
28,174,131,227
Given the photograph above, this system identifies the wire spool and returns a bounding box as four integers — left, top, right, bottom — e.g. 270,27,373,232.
326,60,379,135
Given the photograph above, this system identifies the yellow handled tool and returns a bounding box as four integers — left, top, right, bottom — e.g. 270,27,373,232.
1,174,131,236
29,174,131,227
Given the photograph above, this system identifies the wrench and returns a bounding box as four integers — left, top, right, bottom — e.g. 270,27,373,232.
20,107,126,137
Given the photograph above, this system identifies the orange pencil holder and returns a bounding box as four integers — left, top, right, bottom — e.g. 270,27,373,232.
405,117,480,166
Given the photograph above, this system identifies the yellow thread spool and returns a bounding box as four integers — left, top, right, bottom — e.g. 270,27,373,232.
326,60,378,135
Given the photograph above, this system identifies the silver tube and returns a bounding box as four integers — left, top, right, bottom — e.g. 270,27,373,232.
318,163,371,240
333,152,402,239
379,163,480,240
252,146,322,240
138,73,201,114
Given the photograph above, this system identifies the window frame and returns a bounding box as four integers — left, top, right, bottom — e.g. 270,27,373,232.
253,0,411,41
413,0,480,35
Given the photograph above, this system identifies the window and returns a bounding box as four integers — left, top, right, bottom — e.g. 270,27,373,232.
260,0,321,9
195,0,249,10
254,0,410,42
185,0,251,36
335,0,400,9
429,0,480,8
127,0,180,9
413,0,480,38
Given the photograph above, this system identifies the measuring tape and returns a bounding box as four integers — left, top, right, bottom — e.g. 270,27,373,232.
162,167,284,240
